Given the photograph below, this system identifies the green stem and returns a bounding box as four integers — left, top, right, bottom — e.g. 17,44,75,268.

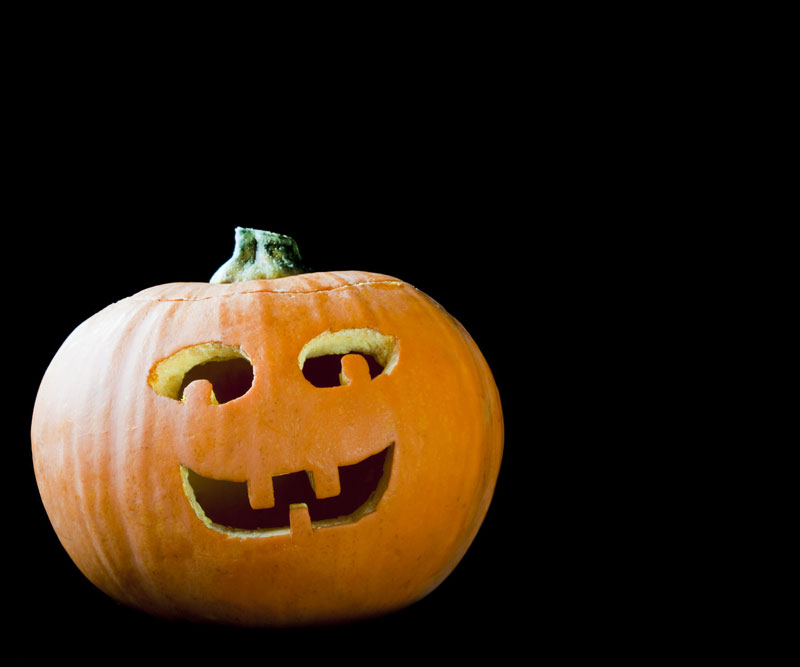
210,228,307,283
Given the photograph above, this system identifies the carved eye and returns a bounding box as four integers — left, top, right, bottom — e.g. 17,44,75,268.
302,353,384,388
148,343,254,404
299,329,398,388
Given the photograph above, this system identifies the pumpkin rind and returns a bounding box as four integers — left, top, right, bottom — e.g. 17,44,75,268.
31,269,503,626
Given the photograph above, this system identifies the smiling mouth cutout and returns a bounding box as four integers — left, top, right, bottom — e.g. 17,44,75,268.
181,445,394,538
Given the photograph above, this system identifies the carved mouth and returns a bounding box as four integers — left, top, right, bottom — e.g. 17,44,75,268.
181,445,393,538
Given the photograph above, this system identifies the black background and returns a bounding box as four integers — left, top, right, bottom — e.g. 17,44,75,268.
13,182,541,659
5,12,717,662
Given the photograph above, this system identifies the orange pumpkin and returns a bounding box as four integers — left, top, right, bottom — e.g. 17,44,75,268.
31,228,503,626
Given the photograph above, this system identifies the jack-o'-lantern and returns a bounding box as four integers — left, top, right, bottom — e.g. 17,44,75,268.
31,228,503,626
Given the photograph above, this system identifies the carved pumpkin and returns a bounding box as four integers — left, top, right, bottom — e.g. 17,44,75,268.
31,228,503,626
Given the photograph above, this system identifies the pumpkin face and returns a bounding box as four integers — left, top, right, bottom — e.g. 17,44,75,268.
31,234,503,627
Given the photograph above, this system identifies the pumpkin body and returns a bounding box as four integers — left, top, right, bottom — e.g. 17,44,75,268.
31,270,503,626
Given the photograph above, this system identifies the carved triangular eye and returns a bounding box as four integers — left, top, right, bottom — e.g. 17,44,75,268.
148,343,253,404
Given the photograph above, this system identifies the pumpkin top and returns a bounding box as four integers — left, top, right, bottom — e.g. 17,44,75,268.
129,270,403,302
210,228,307,283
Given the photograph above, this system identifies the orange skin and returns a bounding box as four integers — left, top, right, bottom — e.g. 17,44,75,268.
31,270,503,626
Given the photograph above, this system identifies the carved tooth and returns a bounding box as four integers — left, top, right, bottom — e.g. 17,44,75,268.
247,476,275,509
289,503,312,538
307,466,341,499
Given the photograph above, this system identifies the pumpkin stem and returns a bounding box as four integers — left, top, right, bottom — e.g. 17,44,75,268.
210,228,307,283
